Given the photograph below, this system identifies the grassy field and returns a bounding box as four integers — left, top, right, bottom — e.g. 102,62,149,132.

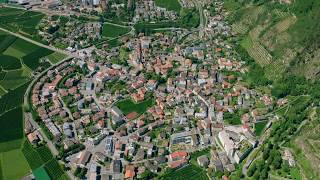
115,98,155,116
0,34,16,53
0,82,29,115
0,69,29,90
45,52,67,64
3,38,39,58
162,164,208,180
190,148,210,165
0,149,30,180
155,0,181,12
102,23,130,38
0,139,22,153
33,167,50,180
254,121,268,136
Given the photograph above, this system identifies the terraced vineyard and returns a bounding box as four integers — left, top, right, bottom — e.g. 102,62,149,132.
227,0,320,81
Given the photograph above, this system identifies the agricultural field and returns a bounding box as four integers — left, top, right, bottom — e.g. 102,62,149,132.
0,149,30,180
102,23,130,38
227,0,320,81
44,159,69,180
22,47,54,70
45,52,67,64
0,69,30,90
33,167,51,180
155,0,181,12
162,164,209,180
0,31,66,179
0,7,45,39
22,140,68,179
22,140,47,170
115,98,155,116
0,107,23,143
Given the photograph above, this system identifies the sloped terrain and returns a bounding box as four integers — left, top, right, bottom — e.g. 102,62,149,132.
225,0,320,80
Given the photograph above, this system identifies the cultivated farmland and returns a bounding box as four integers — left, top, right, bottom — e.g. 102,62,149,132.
0,7,45,38
0,55,21,70
0,30,66,179
0,107,23,143
44,159,68,180
45,52,67,64
22,47,54,70
0,149,30,180
21,140,46,170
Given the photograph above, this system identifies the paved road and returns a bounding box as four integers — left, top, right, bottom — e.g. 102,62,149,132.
24,56,72,109
0,27,78,57
25,112,59,156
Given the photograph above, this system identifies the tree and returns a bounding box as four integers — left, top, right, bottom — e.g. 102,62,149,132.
215,170,224,179
247,163,256,177
139,170,156,180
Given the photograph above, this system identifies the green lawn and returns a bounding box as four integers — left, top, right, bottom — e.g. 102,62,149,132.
255,121,268,136
115,98,155,116
190,148,210,165
0,149,30,180
102,23,130,38
155,0,181,12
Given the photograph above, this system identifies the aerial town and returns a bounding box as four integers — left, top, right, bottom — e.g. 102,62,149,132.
24,0,280,179
1,0,314,179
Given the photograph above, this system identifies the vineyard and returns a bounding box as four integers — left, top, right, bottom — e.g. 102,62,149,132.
21,140,45,170
0,29,65,179
44,159,68,180
0,107,23,143
231,3,301,80
22,47,54,70
0,7,44,37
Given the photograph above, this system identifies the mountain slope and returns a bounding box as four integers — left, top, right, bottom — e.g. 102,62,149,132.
225,0,320,80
